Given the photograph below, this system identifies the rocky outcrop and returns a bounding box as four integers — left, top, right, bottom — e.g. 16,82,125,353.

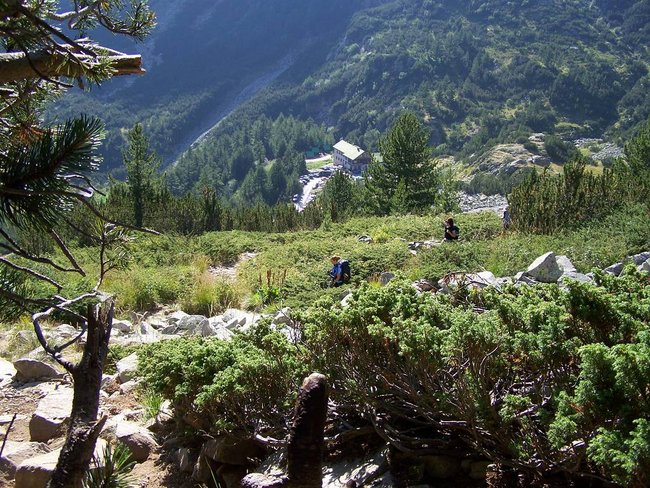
525,251,563,283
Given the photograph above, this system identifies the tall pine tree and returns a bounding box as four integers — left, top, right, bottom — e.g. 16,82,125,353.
365,113,437,215
123,123,161,227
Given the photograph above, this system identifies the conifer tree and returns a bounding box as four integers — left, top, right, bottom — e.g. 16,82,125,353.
123,123,161,227
365,112,437,215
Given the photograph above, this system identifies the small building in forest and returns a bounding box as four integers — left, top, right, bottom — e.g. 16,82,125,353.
332,140,371,174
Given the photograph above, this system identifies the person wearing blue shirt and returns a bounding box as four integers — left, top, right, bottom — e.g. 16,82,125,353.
329,255,350,287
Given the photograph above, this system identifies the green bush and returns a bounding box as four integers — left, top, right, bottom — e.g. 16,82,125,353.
295,273,650,484
137,326,309,435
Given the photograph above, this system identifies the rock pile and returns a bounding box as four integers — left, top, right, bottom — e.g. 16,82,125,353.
427,250,650,295
457,192,508,214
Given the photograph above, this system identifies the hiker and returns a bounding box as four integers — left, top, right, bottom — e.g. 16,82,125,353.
502,206,512,230
444,218,460,241
329,255,351,287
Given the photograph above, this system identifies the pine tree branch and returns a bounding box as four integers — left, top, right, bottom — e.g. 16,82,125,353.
0,256,63,289
0,49,144,83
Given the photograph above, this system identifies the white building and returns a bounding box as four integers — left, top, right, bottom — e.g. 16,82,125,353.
332,140,371,174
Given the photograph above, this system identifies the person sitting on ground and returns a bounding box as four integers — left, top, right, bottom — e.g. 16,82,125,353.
444,218,460,241
329,255,351,287
502,206,512,230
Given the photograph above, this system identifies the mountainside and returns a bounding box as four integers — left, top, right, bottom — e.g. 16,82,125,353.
54,0,650,198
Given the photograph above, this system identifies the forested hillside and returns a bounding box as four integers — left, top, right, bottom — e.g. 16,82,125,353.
53,0,650,197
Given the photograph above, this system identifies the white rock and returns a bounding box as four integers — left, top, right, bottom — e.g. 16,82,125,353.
0,358,16,386
116,353,139,383
29,387,74,442
273,307,292,326
116,422,158,462
525,252,563,283
341,293,354,308
556,255,577,274
13,358,61,382
119,379,141,395
0,441,50,477
112,319,133,333
168,310,189,324
139,321,157,336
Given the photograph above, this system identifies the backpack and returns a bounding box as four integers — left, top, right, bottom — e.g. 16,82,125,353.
340,259,351,283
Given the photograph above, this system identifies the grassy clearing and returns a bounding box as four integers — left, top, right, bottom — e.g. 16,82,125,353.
7,205,649,319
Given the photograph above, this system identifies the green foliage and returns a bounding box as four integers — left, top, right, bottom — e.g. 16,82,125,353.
137,328,309,435
544,135,577,164
294,270,650,484
139,389,164,421
83,442,137,488
365,113,438,214
508,155,645,234
180,274,240,316
121,123,162,228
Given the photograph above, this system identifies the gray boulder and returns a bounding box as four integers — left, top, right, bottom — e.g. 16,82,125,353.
358,235,373,244
525,252,563,283
0,441,50,478
631,251,650,265
379,272,395,286
112,319,133,333
604,262,624,276
116,352,139,383
556,255,577,275
29,386,74,442
116,421,158,462
640,259,650,273
176,315,209,333
15,439,106,488
168,310,189,324
202,436,266,466
13,358,61,382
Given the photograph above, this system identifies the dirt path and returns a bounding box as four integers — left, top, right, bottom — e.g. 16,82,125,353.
208,252,257,281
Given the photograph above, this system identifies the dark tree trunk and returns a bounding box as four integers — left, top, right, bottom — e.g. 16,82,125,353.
48,302,114,488
242,373,329,488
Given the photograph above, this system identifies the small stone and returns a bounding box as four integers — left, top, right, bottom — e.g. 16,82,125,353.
168,311,189,324
119,379,141,395
112,319,133,333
